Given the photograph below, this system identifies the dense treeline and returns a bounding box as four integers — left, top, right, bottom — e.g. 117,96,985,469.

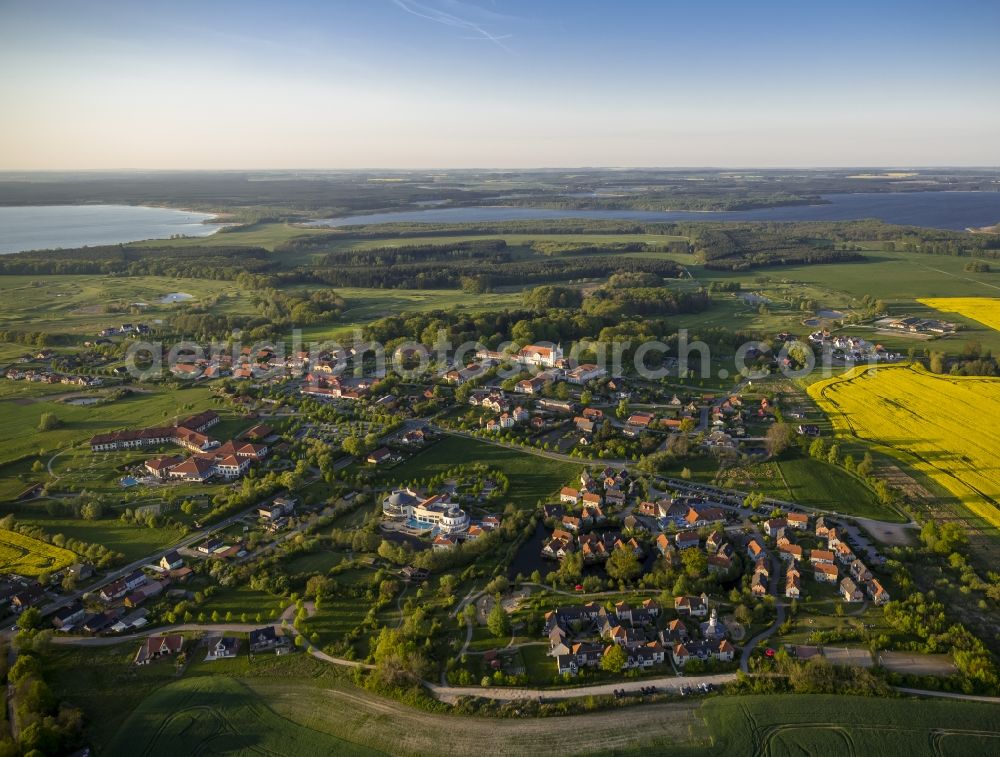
528,240,689,255
166,288,344,339
521,285,584,310
0,171,501,213
583,286,710,317
497,191,821,212
0,244,275,277
304,255,684,290
249,288,345,325
689,226,865,270
0,330,71,347
681,220,1000,268
288,220,685,241
318,239,510,266
364,306,645,349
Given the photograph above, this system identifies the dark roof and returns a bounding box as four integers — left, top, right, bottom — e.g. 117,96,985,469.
249,626,277,646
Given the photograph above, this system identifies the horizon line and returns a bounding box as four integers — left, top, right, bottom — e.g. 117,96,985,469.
2,165,1000,173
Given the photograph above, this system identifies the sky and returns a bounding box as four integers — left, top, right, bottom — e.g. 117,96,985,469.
1,0,998,169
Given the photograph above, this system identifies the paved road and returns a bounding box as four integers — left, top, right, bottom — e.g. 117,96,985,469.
49,618,375,671
446,586,483,683
428,429,910,535
893,686,1000,704
55,619,1000,706
31,463,325,625
426,671,737,702
433,426,632,467
519,582,660,599
33,501,263,621
49,622,269,646
739,553,785,673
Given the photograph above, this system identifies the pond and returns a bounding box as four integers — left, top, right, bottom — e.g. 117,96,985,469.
160,292,194,304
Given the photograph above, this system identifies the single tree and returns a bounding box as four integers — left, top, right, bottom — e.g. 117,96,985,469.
487,600,510,638
601,643,627,672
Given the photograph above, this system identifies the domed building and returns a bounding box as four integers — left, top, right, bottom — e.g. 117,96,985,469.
382,488,470,535
382,487,423,520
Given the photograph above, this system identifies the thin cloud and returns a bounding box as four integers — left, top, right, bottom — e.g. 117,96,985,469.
392,0,516,53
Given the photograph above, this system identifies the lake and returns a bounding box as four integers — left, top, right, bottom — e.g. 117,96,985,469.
0,204,223,254
307,191,1000,231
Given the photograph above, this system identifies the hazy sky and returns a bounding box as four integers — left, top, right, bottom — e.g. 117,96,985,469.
1,0,998,169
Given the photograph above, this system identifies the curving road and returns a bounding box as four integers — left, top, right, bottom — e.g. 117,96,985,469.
47,619,1000,705
739,553,785,673
433,426,632,467
425,671,737,703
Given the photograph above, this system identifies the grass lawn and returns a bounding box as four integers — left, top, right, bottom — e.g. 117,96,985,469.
302,599,370,651
51,631,1000,757
520,643,556,685
0,384,218,467
666,248,1000,356
0,275,262,339
374,436,581,510
281,548,348,575
772,452,906,522
197,583,287,623
247,677,708,756
0,457,42,502
773,602,891,647
6,514,185,563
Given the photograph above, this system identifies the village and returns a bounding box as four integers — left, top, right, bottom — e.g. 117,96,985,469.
0,327,987,733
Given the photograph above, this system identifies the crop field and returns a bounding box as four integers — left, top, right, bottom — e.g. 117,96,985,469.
109,677,1000,757
688,252,1000,354
0,527,75,575
700,250,1000,304
105,676,383,757
702,694,1000,757
809,364,1000,530
918,296,1000,332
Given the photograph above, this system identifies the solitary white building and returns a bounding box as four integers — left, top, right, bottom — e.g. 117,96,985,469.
382,488,470,534
516,343,563,368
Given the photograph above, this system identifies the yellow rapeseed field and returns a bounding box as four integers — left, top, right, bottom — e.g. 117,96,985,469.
809,364,1000,528
917,297,1000,332
0,528,76,576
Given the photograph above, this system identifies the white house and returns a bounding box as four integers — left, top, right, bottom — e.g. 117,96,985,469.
382,489,470,534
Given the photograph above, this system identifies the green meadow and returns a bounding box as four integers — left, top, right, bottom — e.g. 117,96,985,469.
0,384,218,466
373,435,581,510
